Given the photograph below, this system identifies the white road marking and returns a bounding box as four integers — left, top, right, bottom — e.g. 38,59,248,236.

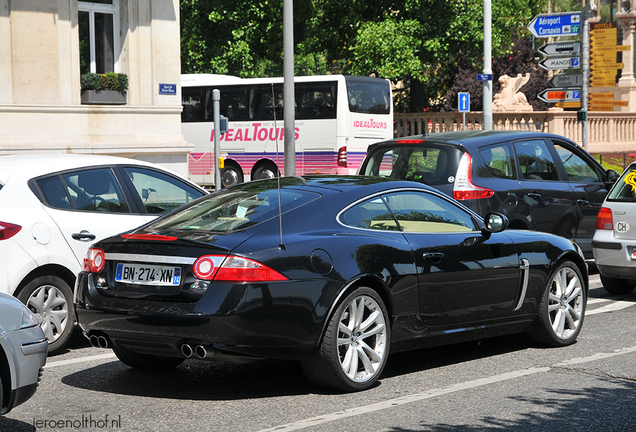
586,300,635,315
45,352,116,369
257,345,636,432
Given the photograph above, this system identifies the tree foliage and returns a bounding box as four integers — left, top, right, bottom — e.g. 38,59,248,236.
180,0,556,111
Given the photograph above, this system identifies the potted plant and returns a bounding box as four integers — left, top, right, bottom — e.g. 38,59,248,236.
80,72,128,105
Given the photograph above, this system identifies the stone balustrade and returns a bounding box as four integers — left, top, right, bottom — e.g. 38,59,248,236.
394,111,636,153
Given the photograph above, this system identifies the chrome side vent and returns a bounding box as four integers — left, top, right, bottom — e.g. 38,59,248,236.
514,258,530,311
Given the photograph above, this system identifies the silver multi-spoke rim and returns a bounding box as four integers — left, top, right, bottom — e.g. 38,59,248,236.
548,266,583,340
26,285,69,342
337,295,387,383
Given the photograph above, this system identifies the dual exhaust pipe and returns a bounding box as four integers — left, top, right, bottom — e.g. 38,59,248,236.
89,335,212,360
89,335,109,349
181,343,213,359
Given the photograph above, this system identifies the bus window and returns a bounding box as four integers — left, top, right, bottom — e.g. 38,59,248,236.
346,77,391,115
295,82,337,120
218,87,250,121
181,87,205,122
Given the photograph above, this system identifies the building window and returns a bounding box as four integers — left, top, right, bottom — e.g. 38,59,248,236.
78,1,119,74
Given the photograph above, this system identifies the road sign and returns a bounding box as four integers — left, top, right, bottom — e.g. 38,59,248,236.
477,74,493,81
458,92,470,112
591,63,624,70
590,92,617,99
528,12,581,38
549,73,583,88
556,102,582,108
539,56,581,71
538,41,581,56
538,88,581,103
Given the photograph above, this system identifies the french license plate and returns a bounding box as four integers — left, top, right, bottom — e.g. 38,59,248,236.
115,263,181,286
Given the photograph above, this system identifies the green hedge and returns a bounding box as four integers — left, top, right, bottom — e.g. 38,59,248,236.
80,73,129,91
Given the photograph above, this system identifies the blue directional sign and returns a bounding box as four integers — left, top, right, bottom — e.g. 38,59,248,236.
528,12,581,38
458,92,470,113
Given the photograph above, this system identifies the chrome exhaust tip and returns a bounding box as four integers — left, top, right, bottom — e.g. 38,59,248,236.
181,344,193,358
89,335,100,348
195,345,207,359
97,336,109,349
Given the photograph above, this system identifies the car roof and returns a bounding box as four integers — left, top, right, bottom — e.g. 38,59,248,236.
0,154,186,185
387,130,579,149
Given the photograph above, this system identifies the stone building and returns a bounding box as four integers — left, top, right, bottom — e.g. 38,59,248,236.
0,0,189,175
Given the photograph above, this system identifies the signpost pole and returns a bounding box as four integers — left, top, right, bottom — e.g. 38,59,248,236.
483,0,492,131
581,4,590,150
213,89,221,191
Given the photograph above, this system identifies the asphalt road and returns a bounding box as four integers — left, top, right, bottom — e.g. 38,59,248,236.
2,274,635,432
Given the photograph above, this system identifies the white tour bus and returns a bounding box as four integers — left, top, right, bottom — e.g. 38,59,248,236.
181,74,393,187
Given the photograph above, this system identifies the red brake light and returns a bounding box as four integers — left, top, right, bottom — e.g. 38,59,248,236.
596,207,613,230
84,248,105,273
121,234,178,241
0,222,21,240
396,139,423,144
453,153,494,200
337,146,348,167
193,255,288,283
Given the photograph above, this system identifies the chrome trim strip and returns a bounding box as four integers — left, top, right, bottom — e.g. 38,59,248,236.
105,253,196,265
21,339,48,356
514,258,530,311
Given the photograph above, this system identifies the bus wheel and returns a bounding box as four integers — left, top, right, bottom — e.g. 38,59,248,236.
253,162,278,180
221,162,243,187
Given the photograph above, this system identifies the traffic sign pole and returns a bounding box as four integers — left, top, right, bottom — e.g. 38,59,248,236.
581,4,590,150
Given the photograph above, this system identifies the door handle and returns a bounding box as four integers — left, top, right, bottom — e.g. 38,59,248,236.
527,192,542,199
423,252,444,263
577,199,590,206
72,230,96,241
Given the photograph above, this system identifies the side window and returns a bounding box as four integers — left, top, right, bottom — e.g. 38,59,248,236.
384,191,476,233
478,143,517,179
514,140,560,181
181,87,205,122
553,142,601,183
123,167,204,214
340,198,400,231
37,176,72,210
62,168,129,213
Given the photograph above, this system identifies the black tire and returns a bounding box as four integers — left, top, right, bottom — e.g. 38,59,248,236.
600,274,636,295
112,345,184,370
302,287,390,392
529,261,586,347
221,162,244,187
252,162,278,180
17,275,75,355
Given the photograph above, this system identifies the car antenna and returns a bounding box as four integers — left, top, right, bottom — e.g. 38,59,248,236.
272,84,286,250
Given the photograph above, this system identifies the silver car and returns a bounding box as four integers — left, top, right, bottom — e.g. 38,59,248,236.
0,291,47,415
593,162,636,294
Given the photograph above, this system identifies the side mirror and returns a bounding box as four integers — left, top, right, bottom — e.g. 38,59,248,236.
607,169,620,185
483,212,509,233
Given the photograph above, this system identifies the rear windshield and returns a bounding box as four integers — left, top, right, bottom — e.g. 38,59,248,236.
148,182,320,233
607,165,636,202
359,144,462,186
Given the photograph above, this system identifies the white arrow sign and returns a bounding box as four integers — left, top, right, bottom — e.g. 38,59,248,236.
538,41,581,56
549,73,583,88
539,56,581,71
458,92,470,113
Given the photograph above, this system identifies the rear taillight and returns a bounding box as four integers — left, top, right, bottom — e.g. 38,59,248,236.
0,222,21,240
83,248,105,273
193,255,288,283
396,139,423,144
596,207,613,230
453,153,494,200
337,146,348,167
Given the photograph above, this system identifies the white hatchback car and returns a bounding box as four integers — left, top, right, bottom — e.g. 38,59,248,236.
593,162,636,294
0,155,206,354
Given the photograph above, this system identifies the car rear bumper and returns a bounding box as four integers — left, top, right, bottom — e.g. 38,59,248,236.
75,272,339,360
